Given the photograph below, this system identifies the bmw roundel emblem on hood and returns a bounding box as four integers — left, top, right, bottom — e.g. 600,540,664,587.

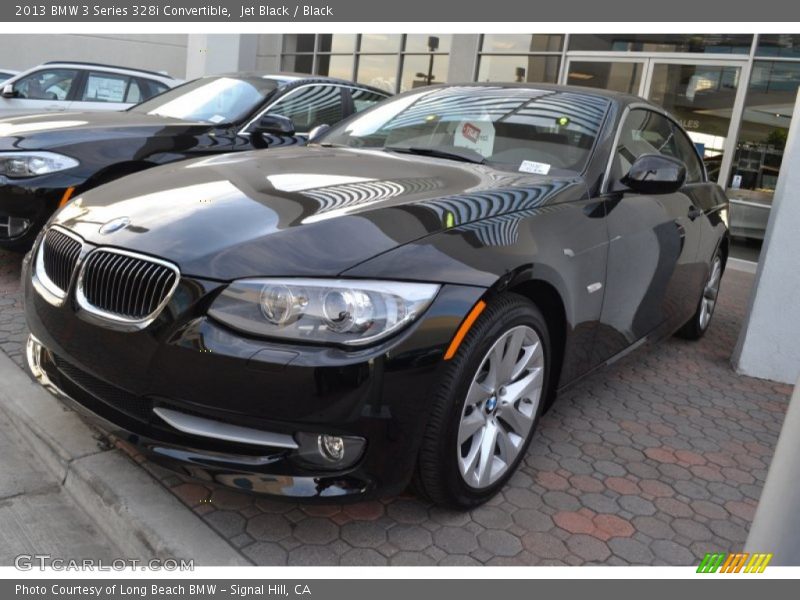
99,217,131,236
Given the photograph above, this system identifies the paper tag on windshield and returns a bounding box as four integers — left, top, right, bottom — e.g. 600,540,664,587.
454,120,495,157
519,160,551,175
209,115,226,124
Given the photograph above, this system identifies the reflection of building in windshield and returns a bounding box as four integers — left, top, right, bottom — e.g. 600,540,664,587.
355,87,611,171
386,87,609,139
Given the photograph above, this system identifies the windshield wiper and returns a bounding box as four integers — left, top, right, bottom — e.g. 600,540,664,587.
384,146,486,164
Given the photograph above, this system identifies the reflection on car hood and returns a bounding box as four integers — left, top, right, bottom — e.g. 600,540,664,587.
0,110,209,150
53,146,586,280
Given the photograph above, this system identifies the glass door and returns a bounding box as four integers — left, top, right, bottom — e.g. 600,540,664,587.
645,60,744,186
565,56,747,186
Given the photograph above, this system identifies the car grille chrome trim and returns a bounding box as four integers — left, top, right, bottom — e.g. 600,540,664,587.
152,407,300,449
32,226,86,307
75,247,180,331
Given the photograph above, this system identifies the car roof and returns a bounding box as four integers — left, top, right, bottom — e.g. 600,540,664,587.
215,71,392,96
40,61,175,80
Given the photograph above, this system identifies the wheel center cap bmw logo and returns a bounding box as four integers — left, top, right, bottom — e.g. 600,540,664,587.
99,217,130,235
486,397,497,412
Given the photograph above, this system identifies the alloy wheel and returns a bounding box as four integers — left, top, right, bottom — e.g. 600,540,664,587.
699,256,722,330
457,325,545,489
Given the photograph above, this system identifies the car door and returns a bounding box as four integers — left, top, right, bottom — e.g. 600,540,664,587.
69,70,141,112
0,67,79,116
245,83,346,148
593,107,704,363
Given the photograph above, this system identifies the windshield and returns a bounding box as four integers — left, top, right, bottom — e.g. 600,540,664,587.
130,76,278,124
320,86,611,174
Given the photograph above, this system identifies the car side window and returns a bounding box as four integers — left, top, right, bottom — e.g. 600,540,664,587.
350,88,387,113
611,108,692,187
13,68,78,101
83,72,133,103
125,80,143,104
267,85,344,132
669,123,705,183
145,80,170,99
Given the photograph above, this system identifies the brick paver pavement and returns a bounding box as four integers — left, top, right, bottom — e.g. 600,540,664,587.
0,248,791,565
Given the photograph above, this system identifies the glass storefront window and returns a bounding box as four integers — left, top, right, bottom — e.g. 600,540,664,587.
400,54,450,91
280,54,313,74
477,55,560,83
359,34,402,53
481,34,564,53
729,61,800,193
318,34,357,54
282,34,316,54
356,54,398,92
316,55,354,80
404,35,452,53
569,34,753,54
567,61,643,94
756,35,800,59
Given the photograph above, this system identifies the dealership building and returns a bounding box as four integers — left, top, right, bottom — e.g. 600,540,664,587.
2,32,798,263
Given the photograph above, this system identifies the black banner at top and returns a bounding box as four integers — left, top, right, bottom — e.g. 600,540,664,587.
2,0,800,22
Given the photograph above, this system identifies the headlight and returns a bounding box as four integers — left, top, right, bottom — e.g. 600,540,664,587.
208,279,441,346
0,151,79,178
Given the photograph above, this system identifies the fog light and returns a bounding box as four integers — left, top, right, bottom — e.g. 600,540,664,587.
0,216,31,239
318,434,345,462
293,432,366,470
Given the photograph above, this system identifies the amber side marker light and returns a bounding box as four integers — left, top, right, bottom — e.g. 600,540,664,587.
58,186,76,208
444,299,487,360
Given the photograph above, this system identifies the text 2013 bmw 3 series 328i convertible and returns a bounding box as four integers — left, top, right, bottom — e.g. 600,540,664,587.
23,84,728,508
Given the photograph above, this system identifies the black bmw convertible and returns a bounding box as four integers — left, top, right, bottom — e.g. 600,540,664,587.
23,83,728,508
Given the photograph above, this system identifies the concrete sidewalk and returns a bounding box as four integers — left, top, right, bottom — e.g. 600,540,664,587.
0,414,118,565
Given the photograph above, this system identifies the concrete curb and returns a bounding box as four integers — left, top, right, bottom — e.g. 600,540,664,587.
0,351,249,566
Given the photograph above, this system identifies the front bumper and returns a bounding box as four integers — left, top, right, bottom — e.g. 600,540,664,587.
0,175,75,244
24,263,485,500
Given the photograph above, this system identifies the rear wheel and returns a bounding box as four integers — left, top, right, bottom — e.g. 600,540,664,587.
414,293,552,508
676,252,723,340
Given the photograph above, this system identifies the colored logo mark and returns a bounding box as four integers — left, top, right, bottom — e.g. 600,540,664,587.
696,552,773,573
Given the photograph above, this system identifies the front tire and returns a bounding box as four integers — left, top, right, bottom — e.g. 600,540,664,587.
414,293,552,508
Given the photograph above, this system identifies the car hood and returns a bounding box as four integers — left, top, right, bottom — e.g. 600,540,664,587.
0,110,211,150
53,146,586,280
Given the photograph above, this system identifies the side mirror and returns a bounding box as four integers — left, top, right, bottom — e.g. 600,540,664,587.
1,83,15,98
252,114,295,136
621,153,686,195
308,123,331,142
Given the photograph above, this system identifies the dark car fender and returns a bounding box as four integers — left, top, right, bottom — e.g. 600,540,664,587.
342,195,611,392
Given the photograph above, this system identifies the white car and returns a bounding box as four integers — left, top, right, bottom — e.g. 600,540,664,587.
0,61,176,117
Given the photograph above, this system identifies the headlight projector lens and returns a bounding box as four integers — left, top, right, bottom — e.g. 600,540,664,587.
322,289,374,333
260,284,305,325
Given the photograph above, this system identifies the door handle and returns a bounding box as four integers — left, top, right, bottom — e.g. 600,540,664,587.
688,206,703,220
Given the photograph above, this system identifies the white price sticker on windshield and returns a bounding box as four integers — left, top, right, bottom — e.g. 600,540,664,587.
519,160,551,175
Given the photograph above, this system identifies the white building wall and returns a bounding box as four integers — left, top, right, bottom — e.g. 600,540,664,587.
0,34,188,78
732,89,800,384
